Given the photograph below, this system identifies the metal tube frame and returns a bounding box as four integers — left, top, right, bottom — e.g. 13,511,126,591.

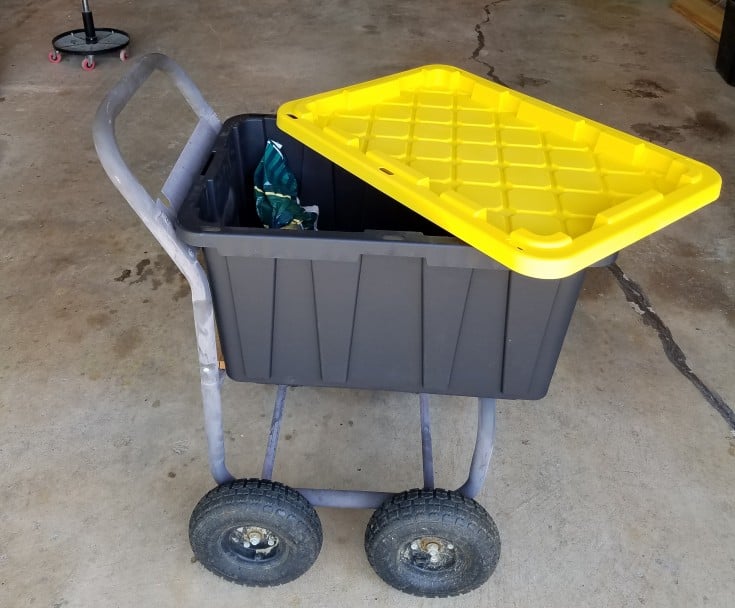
264,389,496,509
93,53,497,511
419,393,435,489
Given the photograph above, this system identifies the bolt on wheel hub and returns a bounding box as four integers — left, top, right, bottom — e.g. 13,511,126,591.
227,525,279,560
403,536,457,570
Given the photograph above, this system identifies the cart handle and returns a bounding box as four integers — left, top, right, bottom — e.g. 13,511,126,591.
92,51,222,352
93,53,221,303
93,52,221,229
94,54,232,484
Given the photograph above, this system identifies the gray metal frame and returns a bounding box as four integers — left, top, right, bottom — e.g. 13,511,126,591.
264,389,496,508
93,53,496,509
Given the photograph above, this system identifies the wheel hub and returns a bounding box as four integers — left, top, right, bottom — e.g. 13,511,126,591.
403,536,456,571
227,525,279,561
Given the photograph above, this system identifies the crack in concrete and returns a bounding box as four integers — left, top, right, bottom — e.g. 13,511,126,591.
609,263,735,430
471,1,511,87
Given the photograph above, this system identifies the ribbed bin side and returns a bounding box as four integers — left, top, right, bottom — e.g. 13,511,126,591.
179,114,598,400
502,271,586,399
206,247,583,398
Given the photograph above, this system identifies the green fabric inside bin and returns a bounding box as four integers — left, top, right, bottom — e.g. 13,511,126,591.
254,140,318,230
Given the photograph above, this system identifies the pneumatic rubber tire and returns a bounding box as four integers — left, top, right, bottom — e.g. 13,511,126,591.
189,479,322,586
365,488,500,597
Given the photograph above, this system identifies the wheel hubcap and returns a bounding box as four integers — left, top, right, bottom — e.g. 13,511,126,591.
226,525,279,562
402,536,456,571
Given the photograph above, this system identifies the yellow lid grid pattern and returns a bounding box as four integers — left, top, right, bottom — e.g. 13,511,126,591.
278,66,721,278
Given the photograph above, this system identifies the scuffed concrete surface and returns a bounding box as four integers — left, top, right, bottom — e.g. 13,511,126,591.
0,1,733,606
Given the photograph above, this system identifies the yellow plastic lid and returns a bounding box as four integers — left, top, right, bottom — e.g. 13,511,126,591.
277,65,721,278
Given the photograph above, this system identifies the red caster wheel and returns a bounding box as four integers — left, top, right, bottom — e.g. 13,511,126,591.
48,50,62,64
119,48,129,62
82,57,96,71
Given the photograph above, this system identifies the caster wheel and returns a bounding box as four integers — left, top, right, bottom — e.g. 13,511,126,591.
81,57,96,71
365,489,500,597
189,479,322,586
48,50,62,64
120,48,129,62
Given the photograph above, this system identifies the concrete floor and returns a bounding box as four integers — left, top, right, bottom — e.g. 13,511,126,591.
1,0,734,606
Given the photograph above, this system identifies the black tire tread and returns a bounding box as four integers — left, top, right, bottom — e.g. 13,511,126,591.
365,488,500,597
191,478,320,531
189,478,322,587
